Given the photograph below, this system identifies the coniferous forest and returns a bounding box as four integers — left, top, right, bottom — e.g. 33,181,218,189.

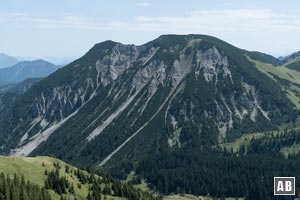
135,129,300,200
43,161,162,200
84,167,162,200
0,173,51,200
136,147,300,200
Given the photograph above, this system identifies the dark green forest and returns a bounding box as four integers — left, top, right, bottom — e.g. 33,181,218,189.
0,173,51,200
136,148,300,200
134,129,300,200
84,167,162,200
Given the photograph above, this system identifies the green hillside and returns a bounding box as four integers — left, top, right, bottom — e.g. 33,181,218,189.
283,51,300,71
0,156,87,199
0,156,161,200
249,56,300,108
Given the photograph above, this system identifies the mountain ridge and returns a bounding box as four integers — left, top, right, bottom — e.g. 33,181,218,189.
0,59,58,86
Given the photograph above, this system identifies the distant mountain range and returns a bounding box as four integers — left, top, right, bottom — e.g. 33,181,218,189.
278,51,300,61
16,56,76,66
0,53,19,68
0,60,58,86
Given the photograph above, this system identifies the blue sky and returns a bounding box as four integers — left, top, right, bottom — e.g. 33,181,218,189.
1,0,300,60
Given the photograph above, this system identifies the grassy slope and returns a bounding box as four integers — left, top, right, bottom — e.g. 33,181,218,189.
220,116,300,155
220,132,266,153
248,56,300,108
285,55,300,66
280,144,300,157
1,156,227,200
0,156,124,200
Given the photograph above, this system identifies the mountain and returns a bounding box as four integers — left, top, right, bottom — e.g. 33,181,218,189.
17,56,76,66
0,155,160,200
278,54,291,61
248,51,282,66
0,34,295,159
1,34,300,199
0,92,17,115
282,51,300,71
282,51,300,62
0,60,58,86
0,78,42,94
0,53,19,69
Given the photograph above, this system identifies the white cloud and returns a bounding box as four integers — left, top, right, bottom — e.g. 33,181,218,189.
132,9,300,55
1,8,300,55
0,12,103,31
134,9,300,33
134,2,150,7
1,9,300,33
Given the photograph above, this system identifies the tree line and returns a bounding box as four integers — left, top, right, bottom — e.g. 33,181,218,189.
136,145,300,200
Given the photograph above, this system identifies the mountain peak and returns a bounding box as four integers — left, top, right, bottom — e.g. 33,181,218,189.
0,59,58,86
92,40,118,49
31,59,56,65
